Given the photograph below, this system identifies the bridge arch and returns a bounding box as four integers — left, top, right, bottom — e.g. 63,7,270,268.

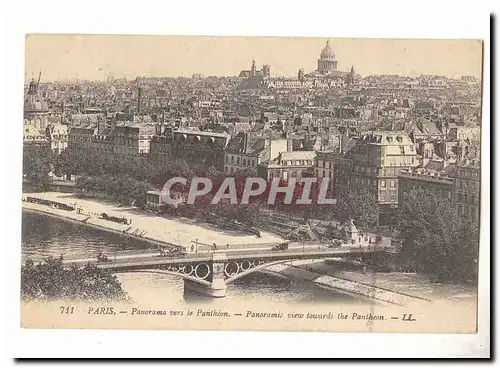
224,259,296,284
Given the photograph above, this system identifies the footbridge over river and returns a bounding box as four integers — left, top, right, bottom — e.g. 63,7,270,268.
64,244,395,297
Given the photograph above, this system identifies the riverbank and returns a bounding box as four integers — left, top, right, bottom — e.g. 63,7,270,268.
261,259,477,306
22,192,284,250
22,205,172,251
262,261,425,306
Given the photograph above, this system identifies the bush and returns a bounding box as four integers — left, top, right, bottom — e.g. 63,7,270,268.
21,257,128,302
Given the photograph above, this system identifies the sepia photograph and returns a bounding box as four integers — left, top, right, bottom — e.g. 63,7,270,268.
17,33,486,337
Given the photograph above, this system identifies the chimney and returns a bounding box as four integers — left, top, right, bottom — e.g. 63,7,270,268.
243,132,249,152
286,132,293,152
443,156,449,169
137,87,142,115
97,116,106,135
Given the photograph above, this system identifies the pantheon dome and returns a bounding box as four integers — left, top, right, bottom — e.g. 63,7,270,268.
320,40,336,60
317,40,338,74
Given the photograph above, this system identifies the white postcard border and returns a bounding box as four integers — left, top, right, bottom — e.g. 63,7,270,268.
2,0,492,359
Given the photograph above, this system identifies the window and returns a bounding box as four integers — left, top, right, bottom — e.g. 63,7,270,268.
379,191,386,202
380,180,386,187
390,191,396,202
390,180,395,187
296,161,300,165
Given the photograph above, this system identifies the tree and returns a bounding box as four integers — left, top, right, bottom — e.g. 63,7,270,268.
54,148,82,177
394,188,479,283
21,257,128,301
23,145,54,191
335,188,379,230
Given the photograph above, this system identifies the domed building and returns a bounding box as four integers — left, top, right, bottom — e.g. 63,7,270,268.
317,40,338,74
296,40,362,89
23,77,68,155
24,78,49,131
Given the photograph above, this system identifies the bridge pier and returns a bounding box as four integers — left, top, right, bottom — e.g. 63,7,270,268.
183,278,227,298
183,252,228,298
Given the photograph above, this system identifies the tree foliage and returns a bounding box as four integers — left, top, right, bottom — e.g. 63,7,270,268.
395,188,479,283
21,257,128,301
23,145,55,191
76,174,152,209
335,188,379,230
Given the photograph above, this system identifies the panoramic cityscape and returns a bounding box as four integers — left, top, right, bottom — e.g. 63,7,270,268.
20,36,482,332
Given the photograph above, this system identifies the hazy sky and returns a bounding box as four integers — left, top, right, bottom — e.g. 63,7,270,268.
25,35,483,81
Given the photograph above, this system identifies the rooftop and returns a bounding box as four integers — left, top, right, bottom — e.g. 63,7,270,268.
280,151,317,161
399,168,455,184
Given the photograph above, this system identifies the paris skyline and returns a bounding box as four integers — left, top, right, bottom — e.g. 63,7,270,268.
25,34,483,82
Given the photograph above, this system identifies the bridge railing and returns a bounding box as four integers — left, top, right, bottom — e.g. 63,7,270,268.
189,241,283,252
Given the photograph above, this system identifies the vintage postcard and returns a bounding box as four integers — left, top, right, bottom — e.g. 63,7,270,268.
20,34,484,334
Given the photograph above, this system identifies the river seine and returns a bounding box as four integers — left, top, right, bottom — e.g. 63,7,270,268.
21,211,364,306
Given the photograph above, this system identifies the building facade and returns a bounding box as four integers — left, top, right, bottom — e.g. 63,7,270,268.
170,129,230,172
315,151,336,191
334,131,419,225
113,121,156,157
398,168,455,206
263,151,317,181
224,132,287,175
454,154,480,222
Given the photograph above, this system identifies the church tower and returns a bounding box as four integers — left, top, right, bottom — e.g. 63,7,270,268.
251,59,257,77
346,65,356,85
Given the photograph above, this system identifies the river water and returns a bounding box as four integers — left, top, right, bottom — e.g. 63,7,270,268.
21,211,365,306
